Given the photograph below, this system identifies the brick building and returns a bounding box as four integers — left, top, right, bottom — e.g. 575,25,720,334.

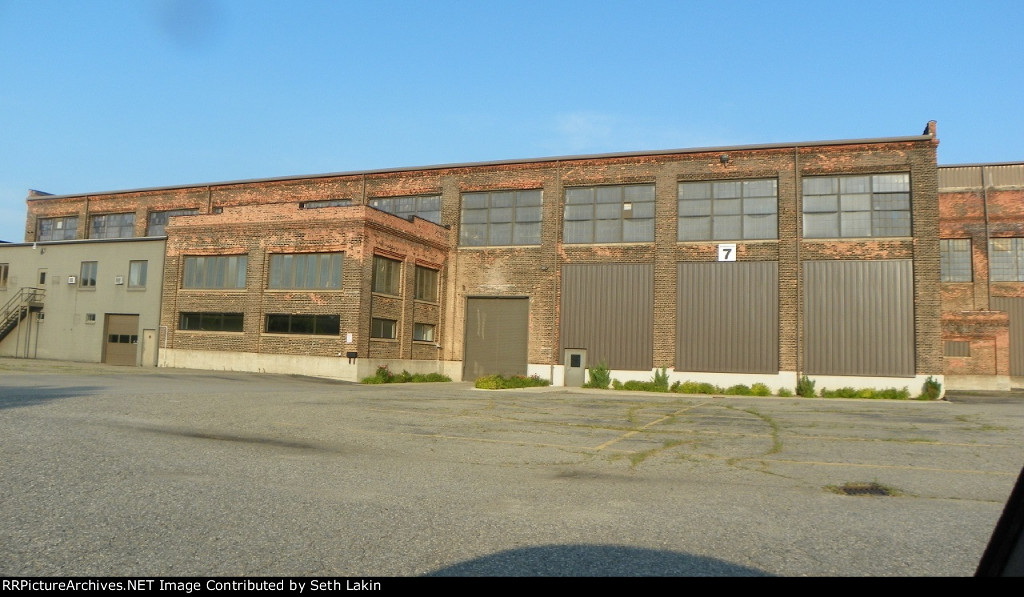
7,121,1015,392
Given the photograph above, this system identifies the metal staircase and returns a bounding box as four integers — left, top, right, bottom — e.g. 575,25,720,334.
0,287,45,343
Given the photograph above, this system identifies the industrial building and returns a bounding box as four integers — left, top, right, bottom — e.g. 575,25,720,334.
2,121,1021,391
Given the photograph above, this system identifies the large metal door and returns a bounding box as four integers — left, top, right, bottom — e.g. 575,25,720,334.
464,298,528,380
104,314,139,366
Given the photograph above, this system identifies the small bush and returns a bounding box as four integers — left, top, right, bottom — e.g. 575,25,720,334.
920,376,942,400
361,365,451,384
751,383,773,396
724,384,753,396
583,362,612,389
653,367,670,392
777,387,794,397
796,375,816,397
671,381,722,395
474,374,550,389
819,386,910,400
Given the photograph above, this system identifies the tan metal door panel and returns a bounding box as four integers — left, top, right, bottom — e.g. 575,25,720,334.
991,297,1024,376
104,314,139,366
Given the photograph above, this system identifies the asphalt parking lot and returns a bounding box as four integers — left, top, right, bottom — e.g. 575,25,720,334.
2,358,1023,577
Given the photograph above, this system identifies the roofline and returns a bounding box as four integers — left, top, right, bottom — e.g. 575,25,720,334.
939,160,1024,168
27,133,934,201
0,237,167,249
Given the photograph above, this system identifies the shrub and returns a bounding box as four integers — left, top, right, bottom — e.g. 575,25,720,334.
361,365,451,384
777,387,794,397
653,367,670,392
796,375,816,397
671,381,722,395
724,384,753,396
583,362,612,389
819,386,911,400
751,383,772,396
474,374,550,389
920,376,942,400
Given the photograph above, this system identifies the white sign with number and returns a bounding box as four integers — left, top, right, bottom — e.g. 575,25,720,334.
718,243,737,262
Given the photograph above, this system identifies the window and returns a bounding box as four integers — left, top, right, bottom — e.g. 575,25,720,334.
413,322,436,342
369,195,441,224
89,213,136,239
85,313,96,323
265,313,340,335
182,255,247,289
940,239,972,282
0,263,7,289
372,256,402,295
37,216,78,241
990,238,1024,281
80,261,97,288
415,266,439,302
179,312,244,332
371,317,397,339
802,173,911,238
268,253,342,289
147,209,199,236
679,179,777,241
128,260,148,288
300,199,351,209
563,184,655,244
460,189,542,246
108,334,138,344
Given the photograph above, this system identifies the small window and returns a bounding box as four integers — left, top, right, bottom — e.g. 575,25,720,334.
369,195,441,224
372,256,402,295
940,239,972,282
989,238,1024,282
415,266,439,302
0,263,8,289
37,216,79,241
413,323,436,342
147,209,199,236
265,314,340,335
268,253,343,289
371,317,397,339
80,262,98,288
300,199,351,209
128,260,148,288
90,213,136,239
182,255,247,289
85,313,96,323
178,312,244,332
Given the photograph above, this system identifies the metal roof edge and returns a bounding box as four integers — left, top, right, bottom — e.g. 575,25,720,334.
0,237,168,248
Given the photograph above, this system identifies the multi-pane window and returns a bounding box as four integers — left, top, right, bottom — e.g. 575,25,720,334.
79,261,97,288
989,238,1024,281
128,260,148,288
179,312,244,332
678,179,777,241
265,313,340,335
268,253,343,289
563,184,655,244
147,209,198,236
460,189,542,246
0,263,8,289
300,199,351,209
940,239,972,282
371,317,397,339
89,213,136,239
372,256,402,295
370,195,441,224
802,173,911,238
415,266,439,302
413,323,436,342
37,216,78,241
182,255,247,289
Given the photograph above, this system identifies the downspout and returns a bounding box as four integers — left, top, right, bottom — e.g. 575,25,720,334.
794,146,802,387
982,166,992,311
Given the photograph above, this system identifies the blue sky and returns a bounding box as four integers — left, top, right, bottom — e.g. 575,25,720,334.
1,0,1022,242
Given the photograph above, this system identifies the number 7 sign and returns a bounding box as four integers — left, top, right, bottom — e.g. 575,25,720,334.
718,243,737,262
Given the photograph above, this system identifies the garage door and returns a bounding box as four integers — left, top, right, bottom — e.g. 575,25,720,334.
104,314,139,366
991,297,1024,376
464,297,528,380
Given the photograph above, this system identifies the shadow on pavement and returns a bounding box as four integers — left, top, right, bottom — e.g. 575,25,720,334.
424,544,771,577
